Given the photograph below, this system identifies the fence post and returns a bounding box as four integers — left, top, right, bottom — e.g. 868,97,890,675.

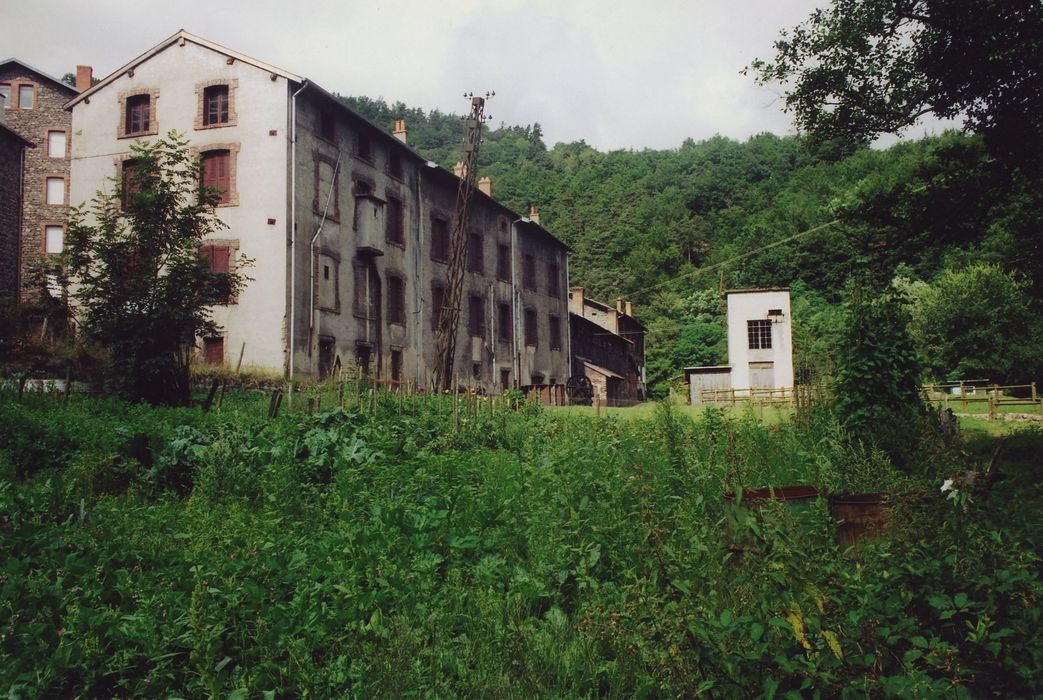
988,390,997,420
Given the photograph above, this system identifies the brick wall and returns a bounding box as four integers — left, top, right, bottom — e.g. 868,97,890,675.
0,129,26,298
0,65,76,301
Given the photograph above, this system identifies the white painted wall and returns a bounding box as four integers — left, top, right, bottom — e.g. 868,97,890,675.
726,290,793,391
70,40,290,371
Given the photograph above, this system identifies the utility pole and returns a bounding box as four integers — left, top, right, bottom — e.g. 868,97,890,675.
434,91,493,391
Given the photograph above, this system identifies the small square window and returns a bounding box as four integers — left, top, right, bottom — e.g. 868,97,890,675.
45,177,65,205
47,131,66,158
18,85,34,109
45,225,64,254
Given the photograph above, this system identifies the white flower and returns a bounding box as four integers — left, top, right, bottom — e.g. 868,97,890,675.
946,490,958,501
941,478,955,492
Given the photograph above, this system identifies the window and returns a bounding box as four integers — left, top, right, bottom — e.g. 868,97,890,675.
203,85,229,126
319,110,335,141
45,177,65,205
201,150,231,204
468,294,485,337
523,254,536,291
391,349,403,382
467,233,483,274
45,225,64,254
353,261,377,319
524,308,538,346
388,274,406,324
472,363,482,381
18,85,34,109
389,150,403,179
747,319,772,350
203,337,224,366
549,315,562,350
500,368,511,390
386,195,405,246
431,283,446,330
548,262,560,297
125,94,150,135
430,217,449,262
121,159,140,210
357,131,372,161
497,243,511,281
0,84,9,108
47,131,66,158
200,243,232,304
498,303,512,342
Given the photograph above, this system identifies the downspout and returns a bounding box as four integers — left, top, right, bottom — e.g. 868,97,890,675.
565,252,572,383
414,167,424,386
510,218,522,387
288,79,309,382
309,149,343,353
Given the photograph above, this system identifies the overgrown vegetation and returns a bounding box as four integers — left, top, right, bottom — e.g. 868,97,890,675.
2,390,1041,696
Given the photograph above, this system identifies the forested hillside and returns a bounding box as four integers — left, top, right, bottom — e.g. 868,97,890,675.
339,95,1043,394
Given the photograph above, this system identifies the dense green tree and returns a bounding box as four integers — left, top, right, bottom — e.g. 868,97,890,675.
905,265,1042,385
748,0,1043,169
62,132,250,405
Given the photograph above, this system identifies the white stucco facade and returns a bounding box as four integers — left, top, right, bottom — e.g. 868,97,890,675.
726,288,793,392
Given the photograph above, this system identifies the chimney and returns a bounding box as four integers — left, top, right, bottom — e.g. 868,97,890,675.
528,204,540,224
616,298,623,313
625,300,633,317
75,65,93,92
393,118,408,144
452,160,466,179
570,286,584,314
477,176,491,196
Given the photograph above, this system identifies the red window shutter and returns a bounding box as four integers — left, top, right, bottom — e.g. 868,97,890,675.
202,151,231,204
203,337,224,365
199,244,230,274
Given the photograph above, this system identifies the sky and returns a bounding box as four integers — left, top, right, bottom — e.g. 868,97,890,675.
4,0,955,151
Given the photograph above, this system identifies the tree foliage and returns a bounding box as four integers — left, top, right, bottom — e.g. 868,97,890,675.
906,265,1043,385
749,0,1043,170
62,132,249,405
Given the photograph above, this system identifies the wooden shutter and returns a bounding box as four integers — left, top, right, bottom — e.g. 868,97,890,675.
202,150,231,204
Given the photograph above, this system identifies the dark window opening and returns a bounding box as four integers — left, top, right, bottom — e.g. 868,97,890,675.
389,150,403,179
431,217,449,262
203,85,229,126
388,274,406,324
468,294,485,337
386,195,405,246
323,265,330,280
524,308,538,347
357,131,372,161
201,149,231,204
199,244,232,303
355,346,371,376
467,233,483,274
523,254,536,291
747,319,772,350
126,94,150,135
472,363,482,381
319,110,335,141
391,349,403,382
500,368,511,390
497,244,511,281
549,315,562,350
498,303,512,343
548,262,560,297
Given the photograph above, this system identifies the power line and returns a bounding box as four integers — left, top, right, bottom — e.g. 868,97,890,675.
621,218,842,299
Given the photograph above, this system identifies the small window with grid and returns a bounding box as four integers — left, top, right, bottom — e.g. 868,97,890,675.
747,319,772,349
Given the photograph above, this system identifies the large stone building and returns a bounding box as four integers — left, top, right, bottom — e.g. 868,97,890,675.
67,31,570,391
568,288,646,404
0,59,79,301
0,117,34,299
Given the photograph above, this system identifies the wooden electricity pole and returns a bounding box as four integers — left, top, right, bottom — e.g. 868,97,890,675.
433,92,493,391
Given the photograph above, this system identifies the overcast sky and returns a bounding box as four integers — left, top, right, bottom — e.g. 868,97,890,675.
4,0,953,151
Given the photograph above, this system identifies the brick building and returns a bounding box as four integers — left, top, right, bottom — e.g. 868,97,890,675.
0,59,79,302
568,288,646,404
67,31,570,391
0,117,34,299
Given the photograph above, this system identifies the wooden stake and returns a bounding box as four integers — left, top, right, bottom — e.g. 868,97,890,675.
338,381,345,408
202,379,220,412
217,379,227,409
235,342,246,375
64,366,72,405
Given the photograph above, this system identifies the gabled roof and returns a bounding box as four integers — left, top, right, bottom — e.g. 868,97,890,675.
0,58,79,95
0,123,35,148
66,29,302,108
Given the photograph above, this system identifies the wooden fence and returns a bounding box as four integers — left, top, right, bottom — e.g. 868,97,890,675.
922,382,1042,420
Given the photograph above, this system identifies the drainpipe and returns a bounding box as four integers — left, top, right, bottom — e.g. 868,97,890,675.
309,149,342,356
288,79,309,382
414,167,424,386
565,253,572,382
510,218,525,387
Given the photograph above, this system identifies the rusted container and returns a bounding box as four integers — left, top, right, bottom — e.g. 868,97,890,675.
723,485,821,553
829,492,889,546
